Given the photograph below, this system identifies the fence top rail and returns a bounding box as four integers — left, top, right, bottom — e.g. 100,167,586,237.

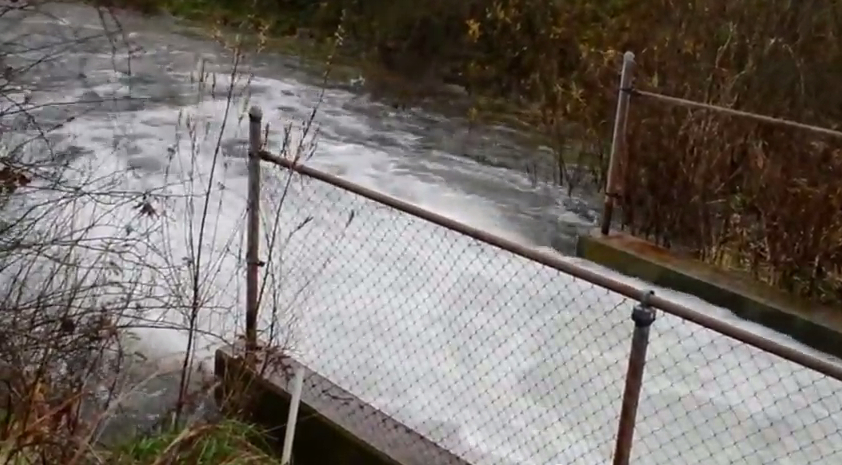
629,88,842,140
256,149,842,383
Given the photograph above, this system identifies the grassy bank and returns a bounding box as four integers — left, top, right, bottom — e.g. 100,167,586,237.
108,419,280,464
1,405,281,465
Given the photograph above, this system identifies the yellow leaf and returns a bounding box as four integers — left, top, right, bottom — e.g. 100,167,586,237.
466,19,481,42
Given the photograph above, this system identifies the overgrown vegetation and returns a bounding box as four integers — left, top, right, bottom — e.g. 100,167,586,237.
0,1,320,463
107,419,280,464
1,409,282,464
94,0,842,303
0,0,839,461
110,0,842,305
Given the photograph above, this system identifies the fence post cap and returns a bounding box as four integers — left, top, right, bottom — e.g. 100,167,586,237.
631,289,657,326
249,106,263,120
623,51,635,62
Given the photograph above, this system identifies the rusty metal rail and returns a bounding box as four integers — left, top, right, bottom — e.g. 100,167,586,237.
256,148,842,383
630,88,842,140
244,107,842,465
598,51,842,235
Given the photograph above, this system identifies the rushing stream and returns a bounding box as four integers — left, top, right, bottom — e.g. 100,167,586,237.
2,3,842,465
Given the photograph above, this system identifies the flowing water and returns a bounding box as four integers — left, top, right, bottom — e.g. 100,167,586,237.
2,3,842,465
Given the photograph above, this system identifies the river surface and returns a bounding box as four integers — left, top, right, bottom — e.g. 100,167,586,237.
2,3,842,465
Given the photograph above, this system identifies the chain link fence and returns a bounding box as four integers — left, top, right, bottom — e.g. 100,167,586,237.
257,163,634,464
249,144,842,464
634,314,842,465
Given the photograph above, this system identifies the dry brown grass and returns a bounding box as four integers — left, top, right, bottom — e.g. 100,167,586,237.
592,2,841,304
462,0,842,304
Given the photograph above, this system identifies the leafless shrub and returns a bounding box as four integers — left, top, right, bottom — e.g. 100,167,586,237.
0,1,343,462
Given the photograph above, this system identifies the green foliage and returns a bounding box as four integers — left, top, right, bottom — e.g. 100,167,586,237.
0,412,279,465
109,420,280,464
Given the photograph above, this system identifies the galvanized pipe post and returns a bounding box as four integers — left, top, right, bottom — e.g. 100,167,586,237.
601,51,636,235
245,106,263,358
612,290,656,465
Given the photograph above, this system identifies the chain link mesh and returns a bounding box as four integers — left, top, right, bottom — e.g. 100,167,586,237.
256,164,842,465
634,312,842,464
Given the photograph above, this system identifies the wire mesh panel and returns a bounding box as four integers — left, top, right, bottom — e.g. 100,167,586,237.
254,159,842,465
632,312,842,465
256,165,635,465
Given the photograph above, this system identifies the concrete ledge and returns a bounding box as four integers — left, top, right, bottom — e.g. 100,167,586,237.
576,230,842,359
214,347,471,465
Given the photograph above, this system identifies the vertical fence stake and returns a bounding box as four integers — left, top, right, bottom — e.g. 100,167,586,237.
281,366,307,465
245,106,263,359
613,290,656,465
601,51,636,235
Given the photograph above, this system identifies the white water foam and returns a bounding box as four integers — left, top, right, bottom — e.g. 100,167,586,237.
4,47,842,465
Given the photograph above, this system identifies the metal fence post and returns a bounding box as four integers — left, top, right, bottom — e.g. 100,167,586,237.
612,290,656,465
246,106,263,358
600,51,636,235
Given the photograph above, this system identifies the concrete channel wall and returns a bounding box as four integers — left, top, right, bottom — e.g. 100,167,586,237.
576,230,842,360
214,347,472,465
